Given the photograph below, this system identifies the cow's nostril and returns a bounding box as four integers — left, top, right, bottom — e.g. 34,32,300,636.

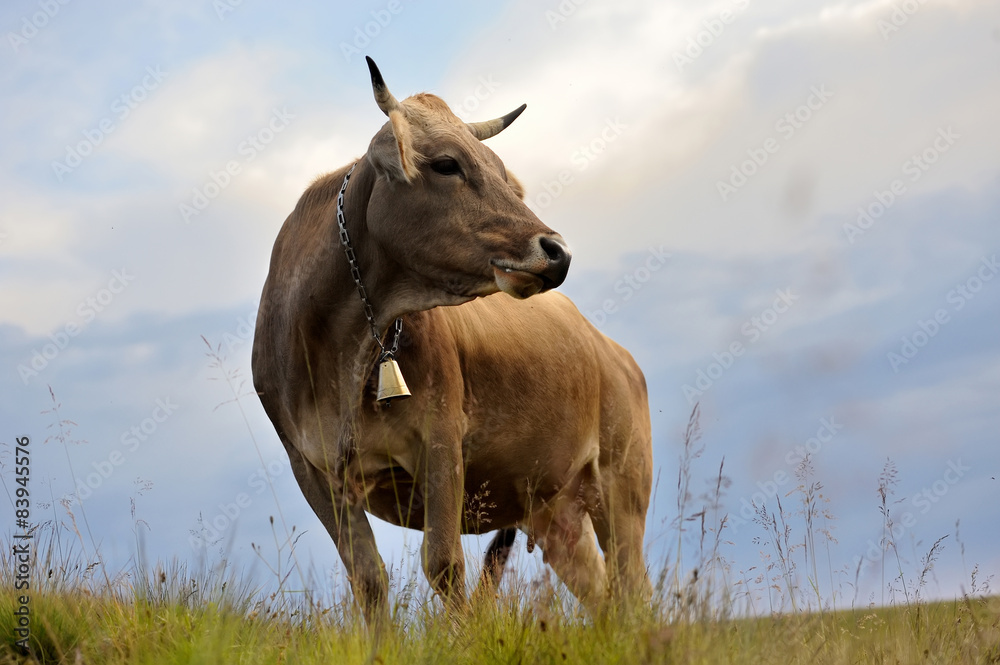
534,235,571,290
539,236,569,264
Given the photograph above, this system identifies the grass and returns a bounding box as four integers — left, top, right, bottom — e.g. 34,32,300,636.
2,557,998,664
3,380,998,663
4,464,997,665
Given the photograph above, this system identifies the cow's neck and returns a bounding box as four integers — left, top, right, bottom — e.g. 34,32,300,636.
308,159,409,420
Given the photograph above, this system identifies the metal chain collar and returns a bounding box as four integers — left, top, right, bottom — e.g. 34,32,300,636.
336,163,403,363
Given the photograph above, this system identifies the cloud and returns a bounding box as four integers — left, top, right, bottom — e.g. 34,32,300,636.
422,0,1000,267
2,0,998,605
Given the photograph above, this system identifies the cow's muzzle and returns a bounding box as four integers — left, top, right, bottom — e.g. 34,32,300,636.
492,234,572,299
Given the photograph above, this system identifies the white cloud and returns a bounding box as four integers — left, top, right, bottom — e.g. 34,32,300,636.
422,0,1000,268
3,0,999,605
106,46,297,181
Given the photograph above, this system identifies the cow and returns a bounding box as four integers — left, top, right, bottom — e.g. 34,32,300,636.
251,57,652,619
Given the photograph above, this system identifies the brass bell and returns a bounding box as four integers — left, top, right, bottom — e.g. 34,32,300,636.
376,358,411,403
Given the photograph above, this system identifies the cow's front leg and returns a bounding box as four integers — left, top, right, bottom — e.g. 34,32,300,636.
285,444,388,620
417,437,466,608
335,502,389,618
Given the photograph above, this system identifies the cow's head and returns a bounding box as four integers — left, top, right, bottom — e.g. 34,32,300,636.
362,57,570,302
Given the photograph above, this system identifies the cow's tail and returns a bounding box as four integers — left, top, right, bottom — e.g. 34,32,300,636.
478,527,518,594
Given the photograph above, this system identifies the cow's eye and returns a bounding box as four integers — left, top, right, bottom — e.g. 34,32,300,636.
430,158,462,176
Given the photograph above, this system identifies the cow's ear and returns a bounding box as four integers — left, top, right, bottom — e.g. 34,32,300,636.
369,110,420,183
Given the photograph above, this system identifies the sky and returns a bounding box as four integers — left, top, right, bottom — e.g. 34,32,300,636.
1,0,998,611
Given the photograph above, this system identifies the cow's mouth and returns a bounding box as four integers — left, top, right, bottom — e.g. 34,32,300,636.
490,237,570,298
491,263,548,299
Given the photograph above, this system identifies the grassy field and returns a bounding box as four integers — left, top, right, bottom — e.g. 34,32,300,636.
3,470,998,665
2,553,998,665
4,399,998,663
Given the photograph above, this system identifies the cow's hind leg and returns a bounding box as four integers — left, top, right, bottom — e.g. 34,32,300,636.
528,479,608,611
593,490,651,604
593,448,653,603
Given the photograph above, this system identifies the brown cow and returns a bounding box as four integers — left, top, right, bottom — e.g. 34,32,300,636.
251,58,652,617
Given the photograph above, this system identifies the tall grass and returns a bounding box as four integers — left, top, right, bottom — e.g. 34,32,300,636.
2,510,997,664
3,377,997,663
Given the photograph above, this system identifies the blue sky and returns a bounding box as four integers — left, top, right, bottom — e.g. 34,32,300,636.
2,0,998,609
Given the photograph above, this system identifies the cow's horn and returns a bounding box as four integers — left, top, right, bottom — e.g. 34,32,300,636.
466,104,527,141
366,56,401,116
